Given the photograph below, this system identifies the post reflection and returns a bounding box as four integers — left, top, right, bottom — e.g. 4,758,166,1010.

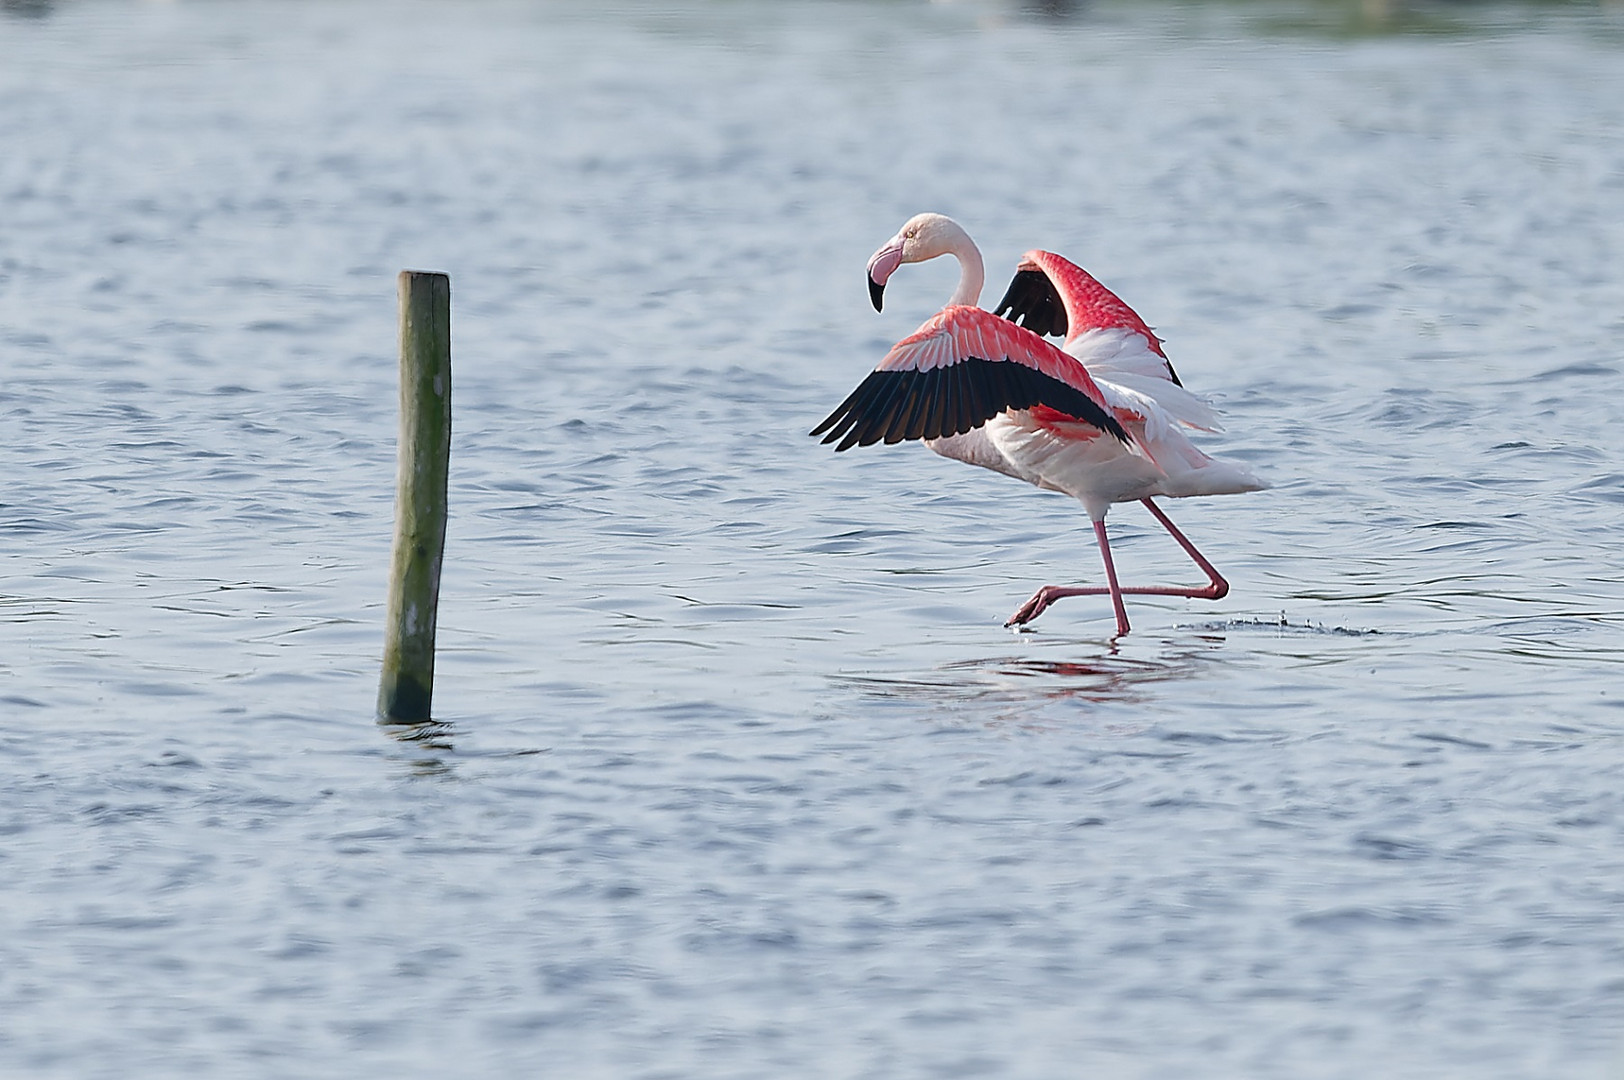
378,718,457,777
2,0,54,18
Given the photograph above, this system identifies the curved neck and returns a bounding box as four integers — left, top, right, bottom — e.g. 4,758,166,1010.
944,234,985,308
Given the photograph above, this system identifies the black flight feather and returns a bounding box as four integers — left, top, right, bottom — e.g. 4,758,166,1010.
812,356,1130,451
993,269,1068,339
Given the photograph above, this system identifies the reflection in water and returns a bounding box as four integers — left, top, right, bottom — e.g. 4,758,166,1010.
1,0,53,18
1016,0,1084,20
374,719,554,777
841,618,1388,721
839,637,1222,717
378,718,457,777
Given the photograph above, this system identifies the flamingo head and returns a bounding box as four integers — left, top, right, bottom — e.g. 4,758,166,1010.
866,212,970,312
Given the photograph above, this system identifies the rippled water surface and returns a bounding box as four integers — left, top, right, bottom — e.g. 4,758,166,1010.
4,1,1624,1076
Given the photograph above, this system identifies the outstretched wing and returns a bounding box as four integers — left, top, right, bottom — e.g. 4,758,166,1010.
993,250,1183,387
810,305,1131,452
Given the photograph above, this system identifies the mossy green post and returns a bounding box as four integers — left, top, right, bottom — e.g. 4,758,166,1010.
378,270,451,722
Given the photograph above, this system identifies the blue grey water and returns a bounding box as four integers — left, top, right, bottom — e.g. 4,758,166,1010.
3,0,1624,1076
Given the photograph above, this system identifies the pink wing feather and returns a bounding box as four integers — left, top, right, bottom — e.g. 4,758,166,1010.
1020,251,1165,356
995,250,1182,385
811,305,1132,452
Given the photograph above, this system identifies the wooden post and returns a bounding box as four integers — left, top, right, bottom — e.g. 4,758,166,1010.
378,270,451,722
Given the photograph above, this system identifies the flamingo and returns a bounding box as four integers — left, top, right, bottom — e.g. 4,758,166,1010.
810,212,1265,636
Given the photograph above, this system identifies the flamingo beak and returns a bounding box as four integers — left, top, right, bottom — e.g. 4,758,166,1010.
865,239,905,312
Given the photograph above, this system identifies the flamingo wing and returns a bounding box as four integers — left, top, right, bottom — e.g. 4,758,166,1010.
810,306,1131,452
993,250,1183,387
992,268,1070,339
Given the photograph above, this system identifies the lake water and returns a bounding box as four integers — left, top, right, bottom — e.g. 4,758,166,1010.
4,0,1624,1076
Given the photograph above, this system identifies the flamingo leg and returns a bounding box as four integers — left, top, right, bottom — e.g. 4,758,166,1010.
1137,498,1229,600
1004,518,1131,635
1093,518,1131,636
1004,499,1229,631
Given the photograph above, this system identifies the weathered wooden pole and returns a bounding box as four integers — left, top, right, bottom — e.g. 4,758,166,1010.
378,270,451,722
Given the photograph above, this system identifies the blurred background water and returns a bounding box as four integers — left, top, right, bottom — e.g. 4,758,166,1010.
3,0,1624,1077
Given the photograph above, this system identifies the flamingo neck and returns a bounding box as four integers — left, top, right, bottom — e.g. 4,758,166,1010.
944,234,985,308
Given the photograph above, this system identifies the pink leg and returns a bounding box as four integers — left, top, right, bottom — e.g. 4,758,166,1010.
1004,499,1229,631
1094,518,1131,636
1137,498,1229,600
1004,518,1130,635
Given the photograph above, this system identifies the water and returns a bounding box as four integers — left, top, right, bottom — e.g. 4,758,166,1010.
3,0,1624,1076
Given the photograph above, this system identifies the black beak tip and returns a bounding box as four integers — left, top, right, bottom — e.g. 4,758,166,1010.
868,277,885,312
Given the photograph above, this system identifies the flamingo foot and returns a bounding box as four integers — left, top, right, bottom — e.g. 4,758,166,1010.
1004,585,1126,633
1004,585,1069,627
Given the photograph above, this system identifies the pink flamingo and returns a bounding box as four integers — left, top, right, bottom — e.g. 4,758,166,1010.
811,213,1266,636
